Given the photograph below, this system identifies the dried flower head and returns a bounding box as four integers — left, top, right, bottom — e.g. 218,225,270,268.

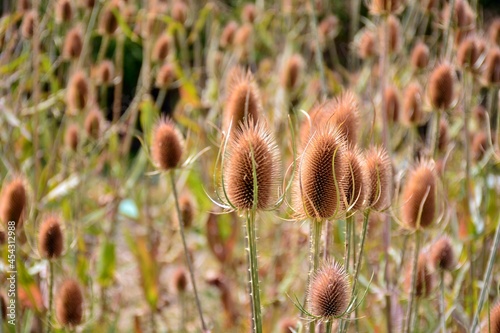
67,71,90,113
384,86,400,123
172,1,188,23
99,2,119,35
430,236,455,271
472,132,487,162
411,42,429,70
220,21,238,48
38,215,64,259
95,60,114,85
402,82,424,126
457,38,480,70
63,27,83,60
406,252,433,297
152,34,171,62
308,261,351,319
84,109,102,139
151,118,184,171
65,124,79,151
234,23,252,48
56,0,73,23
156,63,176,88
56,279,84,327
454,0,474,30
0,178,27,227
358,29,377,59
21,11,36,39
281,54,304,91
242,3,257,23
343,147,368,211
178,193,194,229
223,120,281,210
490,19,500,46
473,105,487,126
370,0,402,15
402,160,436,229
171,267,188,294
318,15,339,46
428,63,454,110
483,47,500,86
364,147,393,211
81,0,95,9
484,302,500,333
18,0,30,12
388,15,401,54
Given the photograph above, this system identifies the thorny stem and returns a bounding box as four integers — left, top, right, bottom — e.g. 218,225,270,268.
308,219,323,333
169,172,208,332
246,209,263,333
404,230,421,333
308,0,328,100
439,271,446,332
46,261,54,333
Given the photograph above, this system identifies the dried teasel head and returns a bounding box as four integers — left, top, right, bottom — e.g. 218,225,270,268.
56,0,73,24
457,37,480,70
294,126,347,219
65,124,79,151
489,18,500,46
21,11,36,39
18,0,30,12
67,71,90,114
234,23,252,50
483,47,500,86
318,15,339,47
484,302,500,333
402,82,424,126
151,118,184,171
430,236,455,271
223,119,281,210
220,21,238,48
384,86,400,123
308,260,351,319
280,54,305,92
370,0,402,15
156,63,176,88
401,160,437,229
241,3,257,23
358,29,377,60
84,108,102,140
95,60,114,85
428,62,454,110
152,34,171,62
99,2,119,35
56,279,84,327
38,215,64,259
472,132,487,162
387,15,401,54
63,27,83,60
171,1,188,24
410,42,429,70
364,146,393,211
330,91,360,145
171,267,188,294
0,178,27,228
343,147,368,212
406,252,433,298
178,193,194,229
80,0,95,9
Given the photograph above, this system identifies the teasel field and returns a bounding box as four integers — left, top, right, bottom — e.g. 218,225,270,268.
4,0,500,332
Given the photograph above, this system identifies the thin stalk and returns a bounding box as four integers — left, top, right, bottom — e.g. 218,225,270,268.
348,0,361,71
246,209,263,333
404,230,422,333
326,320,333,333
155,88,168,111
112,35,125,123
338,216,353,333
46,261,54,333
307,0,328,100
439,271,446,333
97,35,109,64
491,87,499,147
470,214,500,332
169,172,208,332
180,292,186,333
308,219,323,333
443,0,456,60
429,110,442,159
463,72,472,213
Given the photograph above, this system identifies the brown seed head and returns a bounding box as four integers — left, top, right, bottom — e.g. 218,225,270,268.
388,15,401,54
428,63,454,110
364,146,393,211
172,1,188,23
401,160,436,229
56,279,84,327
358,29,377,59
318,15,339,46
454,0,474,29
152,34,171,62
485,303,500,333
67,71,90,113
99,2,119,35
473,104,487,126
65,124,79,151
242,3,257,23
151,118,184,170
343,147,368,211
308,261,351,319
490,19,500,46
56,0,73,23
220,21,238,48
19,0,30,12
80,0,95,9
234,23,252,48
402,82,424,126
171,267,188,294
178,193,194,228
84,109,102,139
384,86,400,123
411,42,429,70
457,38,479,70
407,252,433,297
370,0,402,15
156,63,176,88
223,120,281,210
38,215,64,259
280,54,304,91
472,132,487,162
21,11,36,39
95,60,114,85
331,91,360,144
483,47,500,86
1,178,27,227
63,27,83,60
430,236,455,271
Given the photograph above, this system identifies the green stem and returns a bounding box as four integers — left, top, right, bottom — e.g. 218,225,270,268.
440,271,446,332
169,172,208,332
326,320,333,333
352,211,370,294
308,220,323,333
246,209,263,333
345,217,352,271
404,230,421,333
46,261,54,333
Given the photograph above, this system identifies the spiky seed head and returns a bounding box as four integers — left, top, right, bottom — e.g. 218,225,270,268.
388,15,401,54
318,15,339,46
223,120,281,210
411,42,429,70
63,27,83,60
428,63,454,110
151,118,184,171
430,236,455,271
220,21,238,48
483,47,500,86
401,160,436,229
330,91,360,145
1,178,27,227
84,109,102,140
454,0,474,29
56,279,84,327
343,147,368,212
223,68,261,134
156,63,176,88
99,2,119,35
472,132,487,162
171,267,188,294
242,3,257,23
234,23,252,48
457,38,479,70
65,124,79,151
299,103,330,147
21,11,36,39
18,0,30,12
178,193,194,229
281,54,304,91
370,0,402,15
485,303,500,333
364,146,393,211
473,105,487,126
67,71,90,114
402,82,424,126
38,215,64,259
152,34,171,62
384,86,400,123
490,19,500,46
171,1,188,23
81,0,95,9
358,29,377,59
279,317,298,333
406,252,433,298
56,0,73,23
295,126,347,219
95,60,114,85
438,118,449,152
308,261,351,319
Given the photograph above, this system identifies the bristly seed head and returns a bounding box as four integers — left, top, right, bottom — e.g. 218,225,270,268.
280,54,305,92
384,86,400,123
430,236,455,271
63,27,83,60
39,215,64,259
84,108,102,140
56,279,84,327
65,124,79,151
364,146,393,211
402,82,424,126
483,47,500,86
171,267,189,294
411,42,429,70
485,302,500,333
406,252,433,298
151,118,184,171
428,63,454,110
0,178,27,228
343,147,368,212
56,0,73,23
67,71,90,114
152,34,171,62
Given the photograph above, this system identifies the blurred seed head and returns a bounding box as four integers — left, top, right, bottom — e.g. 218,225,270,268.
171,267,188,294
84,108,102,140
67,71,90,113
171,1,188,24
489,18,500,46
65,124,79,151
430,236,455,271
364,146,393,211
156,63,176,88
280,54,304,92
99,2,119,35
318,15,339,47
56,0,73,24
472,132,487,162
80,0,95,9
428,63,454,110
39,215,64,259
223,120,281,210
406,252,433,298
343,147,368,211
457,37,480,70
63,27,83,60
402,160,436,229
151,118,184,171
384,86,400,123
473,104,487,127
485,302,500,333
56,279,84,327
331,91,360,145
21,11,36,39
242,3,257,23
18,0,30,12
454,0,475,30
483,47,500,86
402,82,424,126
178,193,194,229
370,0,402,15
438,118,449,152
410,42,429,70
152,34,171,62
95,60,114,85
234,23,252,51
388,15,401,54
358,29,377,59
220,21,238,48
278,317,298,333
1,178,27,227
308,260,351,319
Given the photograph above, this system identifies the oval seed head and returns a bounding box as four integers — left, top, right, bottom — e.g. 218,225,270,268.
280,54,304,92
370,0,402,15
95,60,114,85
171,267,188,294
318,15,339,47
38,215,64,259
430,236,455,271
65,124,79,151
330,91,360,145
56,0,73,23
388,15,401,54
402,82,424,126
99,2,119,35
242,3,257,23
490,19,500,46
308,261,351,319
472,132,487,162
406,252,433,298
295,126,348,219
411,42,429,70
401,160,436,229
81,0,95,9
63,27,83,60
234,23,252,48
457,38,479,70
178,193,194,229
483,47,500,86
384,86,400,123
18,0,30,12
56,279,84,327
223,120,281,210
152,34,171,62
84,109,102,140
343,147,368,211
151,118,184,171
67,71,90,114
220,21,238,48
358,29,377,60
171,1,188,23
279,317,298,333
0,178,27,227
21,11,36,39
428,63,454,110
364,146,393,211
156,63,176,88
223,67,261,134
485,302,500,333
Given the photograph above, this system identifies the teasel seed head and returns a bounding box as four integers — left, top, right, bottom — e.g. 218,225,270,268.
65,124,79,151
438,118,449,152
234,23,252,49
370,0,402,15
156,63,176,88
490,18,500,46
454,0,474,30
295,126,347,219
152,34,171,62
171,267,188,294
388,15,401,54
38,215,64,259
1,178,27,228
473,104,487,127
364,146,393,211
343,147,368,212
308,260,351,319
56,0,73,24
56,279,84,327
428,62,454,110
223,119,281,210
84,108,102,140
220,21,238,48
384,86,400,123
430,236,455,271
178,193,194,229
401,160,437,229
21,11,36,39
318,15,339,47
171,1,188,24
483,47,500,86
67,71,90,114
411,42,429,70
358,29,377,59
63,27,83,60
18,0,30,12
484,302,500,333
406,252,433,298
457,37,479,70
402,82,424,126
80,0,95,9
95,60,114,85
242,3,257,23
223,67,261,134
472,132,487,162
151,117,184,171
280,54,304,92
279,317,298,333
99,2,119,35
